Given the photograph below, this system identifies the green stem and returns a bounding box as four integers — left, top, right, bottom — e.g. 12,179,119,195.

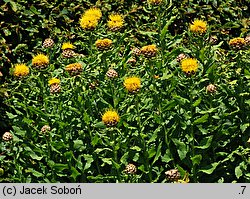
189,77,197,182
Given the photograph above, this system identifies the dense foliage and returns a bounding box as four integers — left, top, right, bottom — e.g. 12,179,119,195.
0,0,250,182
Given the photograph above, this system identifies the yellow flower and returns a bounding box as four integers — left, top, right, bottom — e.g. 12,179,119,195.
181,58,198,74
141,44,158,58
65,63,82,75
84,8,102,21
107,14,124,31
190,19,207,34
229,37,245,49
48,78,60,86
62,42,74,50
124,77,141,93
32,53,49,68
95,38,112,50
13,64,29,77
80,14,98,30
102,110,120,127
148,0,163,5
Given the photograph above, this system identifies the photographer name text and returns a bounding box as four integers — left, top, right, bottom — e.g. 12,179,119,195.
2,185,82,196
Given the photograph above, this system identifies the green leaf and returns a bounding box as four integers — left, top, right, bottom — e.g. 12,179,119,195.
53,164,68,172
240,123,249,133
161,149,172,163
25,168,43,178
130,146,141,151
235,165,243,179
112,160,121,170
192,97,202,107
152,142,162,164
193,114,209,125
73,140,84,150
191,154,202,166
195,136,213,149
29,153,43,161
70,167,80,181
172,138,188,160
83,154,94,170
199,162,219,174
148,147,156,159
160,16,177,41
6,112,17,119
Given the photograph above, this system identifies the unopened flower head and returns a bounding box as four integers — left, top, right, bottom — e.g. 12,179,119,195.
141,44,157,58
165,169,181,182
43,38,54,48
124,77,141,93
102,110,120,127
181,58,198,75
80,14,98,30
32,54,49,68
84,8,102,21
229,37,245,50
95,38,112,50
62,42,74,50
107,14,124,31
206,84,216,93
13,63,29,77
190,19,207,34
48,78,60,86
2,132,13,141
124,163,137,174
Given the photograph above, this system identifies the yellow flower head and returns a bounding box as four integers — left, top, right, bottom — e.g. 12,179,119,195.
141,44,158,58
102,110,120,127
65,63,82,75
107,14,124,31
32,53,49,68
190,19,207,34
229,37,245,49
95,38,112,50
181,58,198,75
48,78,60,86
124,77,141,93
84,8,102,21
13,64,29,77
62,42,74,50
148,0,163,5
80,14,98,30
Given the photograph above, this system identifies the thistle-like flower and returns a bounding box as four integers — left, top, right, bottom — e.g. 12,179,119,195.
107,14,124,31
181,58,198,75
32,54,49,69
95,38,112,50
141,44,157,58
13,63,29,77
84,8,102,21
80,14,99,30
62,42,76,58
148,0,163,5
190,19,207,34
65,63,83,76
102,110,120,127
229,37,246,50
48,78,61,94
124,77,141,93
